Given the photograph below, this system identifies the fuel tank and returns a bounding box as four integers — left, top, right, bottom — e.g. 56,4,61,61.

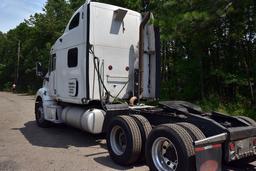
61,107,105,134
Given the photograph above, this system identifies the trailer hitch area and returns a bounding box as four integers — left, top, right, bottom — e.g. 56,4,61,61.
194,133,227,171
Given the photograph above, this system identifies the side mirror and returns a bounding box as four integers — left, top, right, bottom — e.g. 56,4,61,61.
36,62,43,77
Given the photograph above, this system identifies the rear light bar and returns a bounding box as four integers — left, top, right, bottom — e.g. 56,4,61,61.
229,143,235,151
228,137,256,161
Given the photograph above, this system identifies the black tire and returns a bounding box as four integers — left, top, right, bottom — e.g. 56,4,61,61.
106,115,142,166
237,116,256,126
177,122,206,141
130,115,152,161
35,101,52,128
146,124,195,171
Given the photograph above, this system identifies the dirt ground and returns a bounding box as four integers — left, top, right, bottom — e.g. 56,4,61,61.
0,91,256,171
0,92,147,171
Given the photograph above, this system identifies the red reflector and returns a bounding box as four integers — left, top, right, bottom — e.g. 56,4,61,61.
212,144,221,148
195,144,221,152
200,160,218,171
125,66,129,71
195,147,205,152
229,143,235,151
253,139,256,146
108,65,113,70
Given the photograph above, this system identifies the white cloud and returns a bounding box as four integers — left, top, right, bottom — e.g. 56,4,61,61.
0,0,47,33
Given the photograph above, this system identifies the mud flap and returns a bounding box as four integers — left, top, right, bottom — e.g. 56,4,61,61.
195,144,222,171
194,133,227,171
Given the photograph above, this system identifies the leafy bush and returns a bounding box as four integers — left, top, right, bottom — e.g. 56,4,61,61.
198,97,256,120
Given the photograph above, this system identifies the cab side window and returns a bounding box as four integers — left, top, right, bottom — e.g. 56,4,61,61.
52,54,56,71
68,48,78,68
69,13,80,30
49,54,56,72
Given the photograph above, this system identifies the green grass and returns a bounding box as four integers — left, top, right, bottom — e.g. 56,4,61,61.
198,98,256,120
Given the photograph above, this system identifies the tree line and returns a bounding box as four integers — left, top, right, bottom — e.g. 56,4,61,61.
0,0,256,114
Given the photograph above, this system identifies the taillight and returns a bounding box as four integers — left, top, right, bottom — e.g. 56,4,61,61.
229,143,236,161
253,139,256,146
229,143,235,151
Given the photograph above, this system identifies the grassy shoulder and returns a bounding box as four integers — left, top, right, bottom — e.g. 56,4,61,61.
198,97,256,120
159,88,256,120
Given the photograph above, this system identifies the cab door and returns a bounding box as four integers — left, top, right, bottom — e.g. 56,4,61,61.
55,5,87,102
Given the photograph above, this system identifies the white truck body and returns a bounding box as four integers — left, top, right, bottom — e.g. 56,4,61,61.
35,0,159,135
46,1,158,105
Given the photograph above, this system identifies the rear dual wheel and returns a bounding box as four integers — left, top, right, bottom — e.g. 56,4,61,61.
107,116,205,170
106,115,152,165
146,123,205,171
107,115,142,165
131,115,152,161
177,122,206,141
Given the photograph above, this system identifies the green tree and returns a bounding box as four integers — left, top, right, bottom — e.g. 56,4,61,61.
0,0,256,114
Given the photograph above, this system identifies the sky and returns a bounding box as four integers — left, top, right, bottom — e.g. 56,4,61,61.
0,0,47,33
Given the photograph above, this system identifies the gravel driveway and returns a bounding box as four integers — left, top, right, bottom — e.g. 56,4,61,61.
0,92,255,171
0,92,147,171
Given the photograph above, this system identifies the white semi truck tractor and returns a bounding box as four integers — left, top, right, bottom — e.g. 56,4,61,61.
35,1,256,170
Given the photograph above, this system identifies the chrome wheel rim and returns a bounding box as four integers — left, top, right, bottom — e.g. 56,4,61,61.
152,137,178,171
110,125,127,155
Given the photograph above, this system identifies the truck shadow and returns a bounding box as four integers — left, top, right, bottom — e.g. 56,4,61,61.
13,121,106,149
93,156,136,170
12,121,137,170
